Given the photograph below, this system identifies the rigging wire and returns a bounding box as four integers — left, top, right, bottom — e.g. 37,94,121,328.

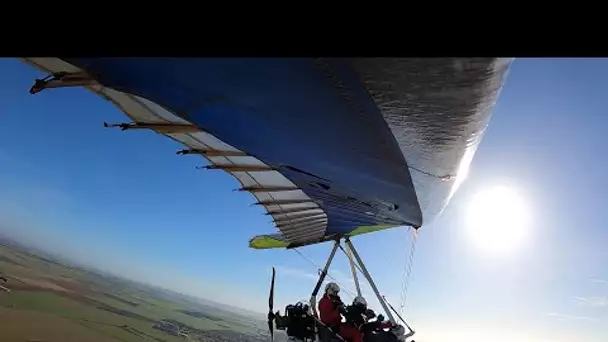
293,248,357,300
337,244,365,279
398,228,419,316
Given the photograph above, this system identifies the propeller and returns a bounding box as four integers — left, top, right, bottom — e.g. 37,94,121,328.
268,267,276,341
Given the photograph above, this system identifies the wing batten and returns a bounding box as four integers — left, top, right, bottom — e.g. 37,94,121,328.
23,57,330,246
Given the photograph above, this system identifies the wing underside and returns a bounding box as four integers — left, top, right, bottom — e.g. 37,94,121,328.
22,58,512,250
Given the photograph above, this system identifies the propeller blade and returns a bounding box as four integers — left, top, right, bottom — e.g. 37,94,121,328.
268,267,276,341
269,267,275,311
267,314,274,341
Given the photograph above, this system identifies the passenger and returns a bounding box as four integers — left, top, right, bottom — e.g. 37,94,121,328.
345,297,415,342
318,282,362,342
345,296,392,334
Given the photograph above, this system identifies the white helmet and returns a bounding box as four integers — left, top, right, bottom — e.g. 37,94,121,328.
325,282,340,296
353,296,367,307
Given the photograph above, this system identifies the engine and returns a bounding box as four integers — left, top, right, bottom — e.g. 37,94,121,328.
275,302,316,341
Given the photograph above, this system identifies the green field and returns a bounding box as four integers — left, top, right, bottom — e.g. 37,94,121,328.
0,242,267,342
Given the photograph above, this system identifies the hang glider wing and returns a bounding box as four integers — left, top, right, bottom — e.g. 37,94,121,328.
23,58,512,250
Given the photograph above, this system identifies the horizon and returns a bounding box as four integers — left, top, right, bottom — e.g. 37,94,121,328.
0,232,267,320
0,58,606,342
0,231,266,317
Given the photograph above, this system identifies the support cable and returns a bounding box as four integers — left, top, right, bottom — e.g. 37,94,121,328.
293,248,356,299
399,228,419,316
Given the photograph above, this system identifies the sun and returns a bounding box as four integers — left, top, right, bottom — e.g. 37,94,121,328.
465,185,531,256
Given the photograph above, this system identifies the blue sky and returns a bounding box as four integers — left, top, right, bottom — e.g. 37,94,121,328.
0,58,606,342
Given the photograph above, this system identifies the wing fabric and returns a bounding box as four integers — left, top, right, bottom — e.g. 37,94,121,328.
22,58,512,250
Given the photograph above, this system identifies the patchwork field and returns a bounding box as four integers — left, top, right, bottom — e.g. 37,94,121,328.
0,241,268,342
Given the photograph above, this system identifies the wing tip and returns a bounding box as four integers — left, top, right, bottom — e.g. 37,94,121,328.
249,234,289,250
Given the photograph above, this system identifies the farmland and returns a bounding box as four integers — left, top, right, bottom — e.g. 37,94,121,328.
0,240,269,342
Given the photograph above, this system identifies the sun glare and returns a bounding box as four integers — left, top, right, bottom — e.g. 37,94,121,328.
465,185,531,256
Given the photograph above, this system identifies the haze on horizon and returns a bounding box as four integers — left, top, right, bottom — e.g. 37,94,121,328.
0,223,254,313
0,58,606,342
